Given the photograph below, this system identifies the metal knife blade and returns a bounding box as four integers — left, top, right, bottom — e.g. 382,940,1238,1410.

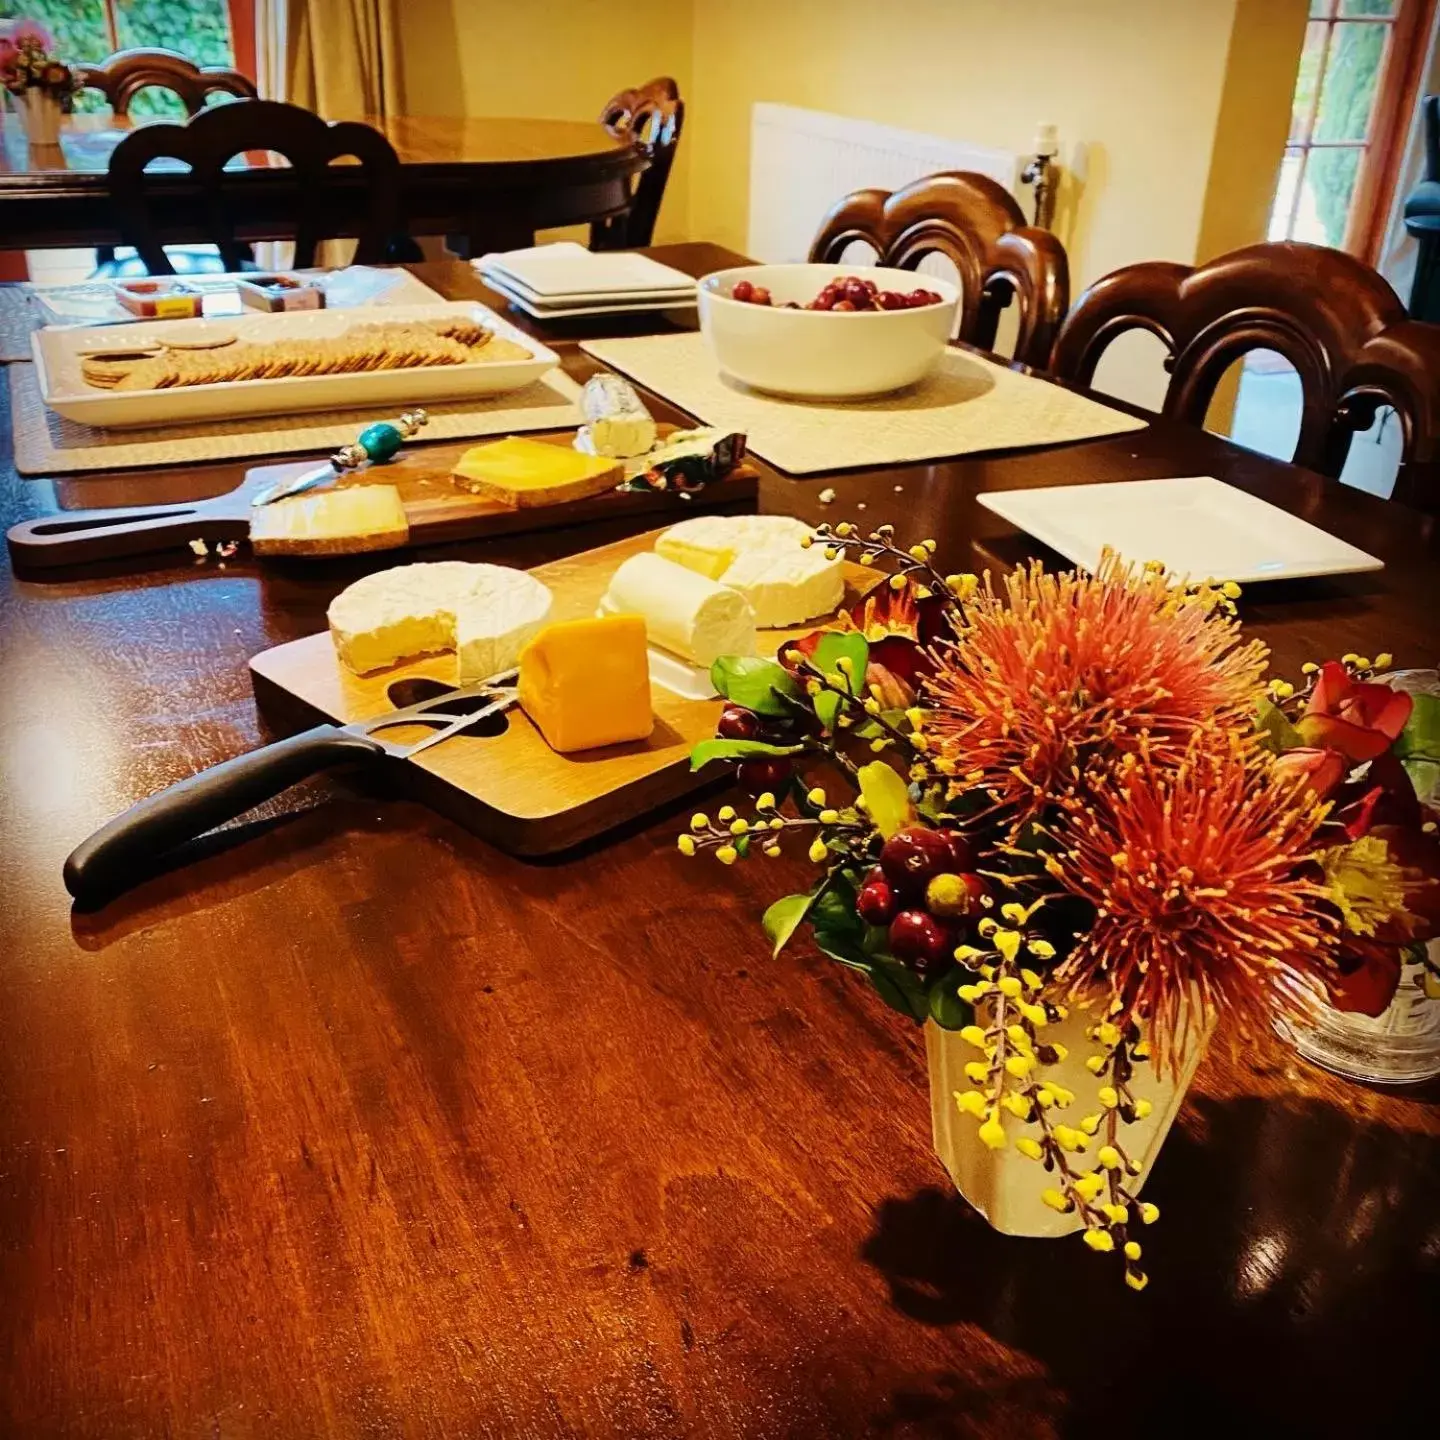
348,667,521,758
251,461,338,508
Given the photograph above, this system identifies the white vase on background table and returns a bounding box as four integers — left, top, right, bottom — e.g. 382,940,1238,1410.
16,89,63,148
925,1001,1211,1237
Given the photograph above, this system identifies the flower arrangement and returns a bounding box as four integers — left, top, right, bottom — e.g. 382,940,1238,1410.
679,520,1440,1287
0,20,80,102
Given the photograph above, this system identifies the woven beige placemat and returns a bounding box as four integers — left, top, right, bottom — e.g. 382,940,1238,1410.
0,288,37,365
581,332,1147,474
9,363,584,477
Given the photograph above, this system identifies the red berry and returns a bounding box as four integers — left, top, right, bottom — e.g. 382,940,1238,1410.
879,826,954,896
737,757,792,794
877,291,907,310
751,285,772,306
856,867,898,926
731,279,754,302
889,909,952,976
717,705,761,740
945,831,978,872
809,296,833,311
832,300,856,312
842,278,870,305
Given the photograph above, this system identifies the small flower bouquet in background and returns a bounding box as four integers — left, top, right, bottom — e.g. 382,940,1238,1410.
681,521,1440,1285
1,20,81,147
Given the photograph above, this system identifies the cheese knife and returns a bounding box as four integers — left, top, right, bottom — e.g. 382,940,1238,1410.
63,667,519,904
249,408,429,507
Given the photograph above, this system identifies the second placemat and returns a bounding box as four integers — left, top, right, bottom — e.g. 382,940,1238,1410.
582,332,1147,474
9,364,584,477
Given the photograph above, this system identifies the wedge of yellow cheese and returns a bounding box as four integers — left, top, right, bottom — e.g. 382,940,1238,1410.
249,483,409,555
451,437,623,509
518,614,654,753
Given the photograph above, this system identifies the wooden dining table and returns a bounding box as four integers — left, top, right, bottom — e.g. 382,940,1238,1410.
2,244,1438,1438
0,111,646,254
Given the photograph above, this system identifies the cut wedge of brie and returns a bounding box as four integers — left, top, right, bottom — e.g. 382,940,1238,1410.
655,514,844,626
599,552,756,668
328,561,553,679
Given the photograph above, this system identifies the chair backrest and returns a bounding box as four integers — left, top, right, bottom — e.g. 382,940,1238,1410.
1424,94,1439,185
1049,240,1440,514
106,100,402,273
77,47,257,117
806,171,1070,369
591,77,684,250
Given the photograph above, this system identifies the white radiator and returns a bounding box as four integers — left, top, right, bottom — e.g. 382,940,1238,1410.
746,103,1023,264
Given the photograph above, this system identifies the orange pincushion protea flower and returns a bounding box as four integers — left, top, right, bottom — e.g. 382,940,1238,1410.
925,556,1268,830
1046,733,1336,1067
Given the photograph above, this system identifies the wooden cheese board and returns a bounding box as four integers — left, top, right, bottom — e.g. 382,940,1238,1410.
6,429,758,573
249,530,876,857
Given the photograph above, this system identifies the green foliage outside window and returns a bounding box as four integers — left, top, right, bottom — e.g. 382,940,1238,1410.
2,0,235,118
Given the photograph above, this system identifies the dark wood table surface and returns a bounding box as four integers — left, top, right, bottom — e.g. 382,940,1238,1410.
0,112,645,253
2,247,1438,1438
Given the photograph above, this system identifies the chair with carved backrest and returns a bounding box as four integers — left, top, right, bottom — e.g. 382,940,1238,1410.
106,100,404,275
591,77,684,251
807,171,1070,369
1048,240,1440,515
79,47,260,274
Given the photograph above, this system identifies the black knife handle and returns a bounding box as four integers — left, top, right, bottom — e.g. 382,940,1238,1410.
63,725,387,903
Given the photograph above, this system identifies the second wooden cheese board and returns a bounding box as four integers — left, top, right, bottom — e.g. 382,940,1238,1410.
6,430,758,573
249,530,876,856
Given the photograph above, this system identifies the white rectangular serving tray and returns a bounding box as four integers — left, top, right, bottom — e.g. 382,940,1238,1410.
32,300,561,430
978,475,1384,584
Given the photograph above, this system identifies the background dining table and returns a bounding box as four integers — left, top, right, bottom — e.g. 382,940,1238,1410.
0,111,647,255
1,245,1438,1438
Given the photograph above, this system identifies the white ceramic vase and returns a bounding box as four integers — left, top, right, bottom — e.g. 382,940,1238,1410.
17,89,63,147
925,1002,1212,1237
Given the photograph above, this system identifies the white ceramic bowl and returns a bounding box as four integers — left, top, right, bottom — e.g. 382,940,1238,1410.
697,263,959,399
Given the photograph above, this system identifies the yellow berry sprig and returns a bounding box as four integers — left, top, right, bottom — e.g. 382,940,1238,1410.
803,520,980,605
947,912,1159,1288
677,789,872,865
781,647,922,756
1266,651,1394,713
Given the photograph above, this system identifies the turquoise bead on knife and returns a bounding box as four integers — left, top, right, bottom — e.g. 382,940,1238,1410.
357,422,404,464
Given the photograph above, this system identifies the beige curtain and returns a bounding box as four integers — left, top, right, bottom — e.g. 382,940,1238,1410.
285,0,402,122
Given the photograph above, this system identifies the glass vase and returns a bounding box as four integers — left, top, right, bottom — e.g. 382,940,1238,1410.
17,90,63,148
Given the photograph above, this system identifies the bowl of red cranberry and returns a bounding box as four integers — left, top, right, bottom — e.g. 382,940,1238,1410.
697,264,958,399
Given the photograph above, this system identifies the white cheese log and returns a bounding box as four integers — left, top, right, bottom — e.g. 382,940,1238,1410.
599,553,756,668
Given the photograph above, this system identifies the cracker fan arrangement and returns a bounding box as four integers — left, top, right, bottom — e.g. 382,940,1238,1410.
676,518,1440,1287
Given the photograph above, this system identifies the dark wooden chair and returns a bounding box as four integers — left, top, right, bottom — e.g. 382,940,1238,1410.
807,171,1069,368
1049,240,1440,514
77,46,257,116
591,77,683,251
79,47,260,275
107,100,404,275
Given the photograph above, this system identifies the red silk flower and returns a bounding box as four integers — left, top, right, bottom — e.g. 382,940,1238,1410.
1295,661,1412,762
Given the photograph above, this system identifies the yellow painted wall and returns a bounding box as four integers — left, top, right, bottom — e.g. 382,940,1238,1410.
686,0,1306,406
396,0,695,242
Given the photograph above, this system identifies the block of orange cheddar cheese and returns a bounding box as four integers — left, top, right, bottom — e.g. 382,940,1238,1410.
518,614,654,753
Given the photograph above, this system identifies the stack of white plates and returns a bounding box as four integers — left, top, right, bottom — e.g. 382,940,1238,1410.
475,241,697,319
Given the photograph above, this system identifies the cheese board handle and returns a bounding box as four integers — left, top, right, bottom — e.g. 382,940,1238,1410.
63,725,386,904
6,501,250,572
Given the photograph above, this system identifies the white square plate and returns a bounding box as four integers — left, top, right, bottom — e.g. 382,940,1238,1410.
477,241,696,299
33,300,560,430
978,476,1384,583
481,271,696,319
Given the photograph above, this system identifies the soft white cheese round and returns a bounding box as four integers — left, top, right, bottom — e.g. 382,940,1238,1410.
328,561,553,679
655,514,845,627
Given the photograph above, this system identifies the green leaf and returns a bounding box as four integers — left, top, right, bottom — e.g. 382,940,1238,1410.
813,927,874,972
868,956,930,1023
763,892,814,958
927,970,975,1030
1255,696,1304,753
1395,694,1440,762
811,873,861,934
734,833,752,859
1402,757,1440,804
689,738,804,771
709,656,804,717
857,760,915,839
810,632,869,734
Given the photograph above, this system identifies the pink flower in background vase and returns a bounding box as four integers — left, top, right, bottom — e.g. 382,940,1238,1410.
12,20,56,53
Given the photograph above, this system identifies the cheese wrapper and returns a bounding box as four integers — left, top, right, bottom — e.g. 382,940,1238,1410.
519,615,654,753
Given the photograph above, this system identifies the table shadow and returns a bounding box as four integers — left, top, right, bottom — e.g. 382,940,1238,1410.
859,1093,1440,1438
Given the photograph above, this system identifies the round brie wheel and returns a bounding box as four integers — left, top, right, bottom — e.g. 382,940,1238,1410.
654,514,844,627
